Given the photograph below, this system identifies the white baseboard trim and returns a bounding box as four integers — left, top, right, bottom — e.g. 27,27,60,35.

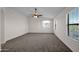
3,33,29,43
28,32,54,34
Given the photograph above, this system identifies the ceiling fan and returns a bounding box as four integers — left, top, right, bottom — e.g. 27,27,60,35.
32,8,42,18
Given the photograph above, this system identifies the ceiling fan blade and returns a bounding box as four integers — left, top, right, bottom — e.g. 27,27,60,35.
38,14,42,16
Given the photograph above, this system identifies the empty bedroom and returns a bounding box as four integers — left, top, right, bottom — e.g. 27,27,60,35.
0,7,79,52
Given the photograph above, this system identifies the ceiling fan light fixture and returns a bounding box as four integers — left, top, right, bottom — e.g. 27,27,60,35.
34,15,38,18
32,8,42,18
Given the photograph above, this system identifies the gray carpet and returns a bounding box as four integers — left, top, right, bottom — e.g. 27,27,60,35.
1,33,72,52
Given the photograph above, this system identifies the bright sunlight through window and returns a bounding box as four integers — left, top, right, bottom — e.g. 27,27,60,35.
42,20,50,28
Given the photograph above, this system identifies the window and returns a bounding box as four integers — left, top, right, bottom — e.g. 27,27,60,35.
42,20,50,28
68,8,79,41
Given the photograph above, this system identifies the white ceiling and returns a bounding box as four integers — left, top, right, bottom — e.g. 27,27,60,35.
11,7,65,19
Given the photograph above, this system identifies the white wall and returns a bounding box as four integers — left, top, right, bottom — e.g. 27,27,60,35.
0,8,1,50
1,7,54,44
28,17,53,33
54,7,79,52
1,8,5,44
1,8,29,43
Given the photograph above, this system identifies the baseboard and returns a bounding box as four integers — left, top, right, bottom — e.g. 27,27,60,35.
11,33,29,42
2,33,29,44
1,41,6,44
3,33,54,43
28,32,54,34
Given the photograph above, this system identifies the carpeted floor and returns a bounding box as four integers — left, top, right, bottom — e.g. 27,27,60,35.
1,33,72,52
